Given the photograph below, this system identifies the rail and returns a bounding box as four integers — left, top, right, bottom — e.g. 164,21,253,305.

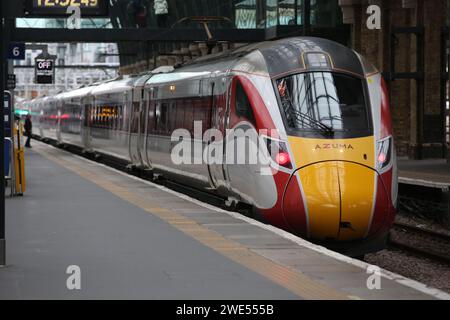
389,222,450,264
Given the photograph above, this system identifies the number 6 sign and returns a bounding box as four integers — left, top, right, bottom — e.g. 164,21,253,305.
7,43,25,60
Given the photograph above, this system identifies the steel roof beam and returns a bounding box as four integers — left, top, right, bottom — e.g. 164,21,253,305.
11,28,266,43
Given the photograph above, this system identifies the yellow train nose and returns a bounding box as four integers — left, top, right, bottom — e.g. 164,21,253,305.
298,161,376,241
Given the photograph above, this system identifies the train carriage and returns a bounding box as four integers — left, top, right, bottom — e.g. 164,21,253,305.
57,86,97,148
38,95,60,141
30,37,398,256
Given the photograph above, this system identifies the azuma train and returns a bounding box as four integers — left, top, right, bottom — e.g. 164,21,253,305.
26,37,398,256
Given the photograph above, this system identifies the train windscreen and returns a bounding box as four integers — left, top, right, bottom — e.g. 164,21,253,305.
276,72,372,138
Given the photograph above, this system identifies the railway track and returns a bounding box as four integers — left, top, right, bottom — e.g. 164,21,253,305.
388,222,450,265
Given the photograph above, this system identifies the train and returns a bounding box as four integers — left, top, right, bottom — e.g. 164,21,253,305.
25,37,398,256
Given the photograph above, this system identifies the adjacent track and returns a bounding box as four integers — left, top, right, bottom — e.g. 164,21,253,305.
389,222,450,264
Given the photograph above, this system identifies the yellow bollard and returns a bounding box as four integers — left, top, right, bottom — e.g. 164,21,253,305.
13,121,26,195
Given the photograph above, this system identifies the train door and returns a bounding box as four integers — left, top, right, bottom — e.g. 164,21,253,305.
145,87,159,169
38,101,44,137
206,76,231,191
139,89,149,168
55,99,62,143
82,96,92,149
129,87,143,166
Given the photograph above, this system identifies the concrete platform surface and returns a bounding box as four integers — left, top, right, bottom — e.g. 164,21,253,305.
1,142,448,300
399,159,450,188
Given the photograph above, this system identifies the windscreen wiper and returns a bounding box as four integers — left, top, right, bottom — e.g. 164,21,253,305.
281,93,334,136
290,108,334,136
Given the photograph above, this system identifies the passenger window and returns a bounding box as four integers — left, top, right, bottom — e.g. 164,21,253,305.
184,100,194,133
175,101,185,130
158,102,169,134
235,82,256,125
148,101,156,133
168,102,176,132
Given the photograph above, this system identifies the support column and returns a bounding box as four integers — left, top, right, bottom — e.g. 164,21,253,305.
408,0,447,159
448,15,450,163
338,0,386,70
338,0,363,50
407,1,422,159
0,0,6,267
421,0,447,158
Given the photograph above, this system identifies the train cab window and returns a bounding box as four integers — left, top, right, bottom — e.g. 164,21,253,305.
276,72,372,138
235,82,256,125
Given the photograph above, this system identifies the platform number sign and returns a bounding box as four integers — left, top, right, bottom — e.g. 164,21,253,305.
7,43,25,60
35,59,55,84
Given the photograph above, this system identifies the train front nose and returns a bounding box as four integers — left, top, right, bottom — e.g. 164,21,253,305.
284,161,379,241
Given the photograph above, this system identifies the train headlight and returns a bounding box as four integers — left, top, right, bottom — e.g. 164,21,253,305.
376,136,392,171
265,137,293,169
275,152,291,167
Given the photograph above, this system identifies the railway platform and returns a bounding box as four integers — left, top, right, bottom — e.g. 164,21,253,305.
398,159,450,189
1,141,448,300
397,158,450,226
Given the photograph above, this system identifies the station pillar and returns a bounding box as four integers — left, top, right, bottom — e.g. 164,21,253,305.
448,20,450,164
415,0,447,159
0,0,5,266
340,0,448,160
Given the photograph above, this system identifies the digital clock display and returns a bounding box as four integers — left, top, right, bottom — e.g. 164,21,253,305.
26,0,108,17
35,0,99,8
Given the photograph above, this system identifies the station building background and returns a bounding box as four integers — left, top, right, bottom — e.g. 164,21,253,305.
13,0,450,161
13,18,119,99
110,0,450,161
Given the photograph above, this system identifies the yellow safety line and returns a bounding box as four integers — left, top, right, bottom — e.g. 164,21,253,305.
34,143,355,300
